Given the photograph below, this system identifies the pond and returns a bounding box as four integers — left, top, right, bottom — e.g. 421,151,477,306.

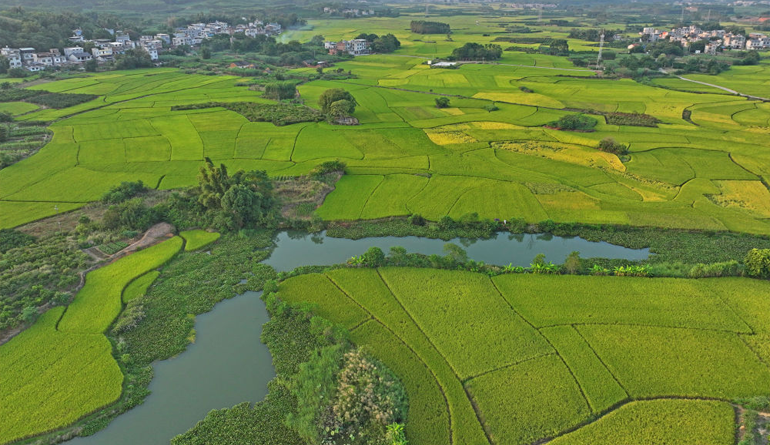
264,230,650,272
68,291,273,445
71,232,648,444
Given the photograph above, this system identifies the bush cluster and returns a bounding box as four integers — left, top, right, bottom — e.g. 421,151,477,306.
410,20,451,34
173,102,322,126
547,114,597,131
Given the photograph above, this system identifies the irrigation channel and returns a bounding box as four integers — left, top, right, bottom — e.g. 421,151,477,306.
69,231,649,445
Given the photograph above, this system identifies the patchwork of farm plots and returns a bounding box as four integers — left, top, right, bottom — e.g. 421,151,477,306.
0,236,183,445
2,54,770,233
277,268,770,445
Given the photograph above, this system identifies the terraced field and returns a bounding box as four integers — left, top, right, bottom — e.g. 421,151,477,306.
276,268,770,445
0,237,183,445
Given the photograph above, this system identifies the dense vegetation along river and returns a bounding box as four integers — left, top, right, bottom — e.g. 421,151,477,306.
69,232,648,444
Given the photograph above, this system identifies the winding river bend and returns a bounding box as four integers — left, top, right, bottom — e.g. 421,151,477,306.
69,232,649,445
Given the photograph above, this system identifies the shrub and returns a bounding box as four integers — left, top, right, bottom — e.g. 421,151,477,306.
563,251,582,274
263,81,297,100
0,111,13,122
309,160,346,179
435,97,450,108
484,103,499,112
597,137,628,155
745,249,770,278
410,20,451,34
319,89,357,114
408,213,426,226
0,228,35,253
547,114,597,131
101,180,147,204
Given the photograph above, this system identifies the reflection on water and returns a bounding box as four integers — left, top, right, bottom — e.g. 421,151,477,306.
264,231,650,272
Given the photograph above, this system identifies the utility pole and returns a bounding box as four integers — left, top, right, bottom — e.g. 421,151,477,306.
707,9,711,22
538,6,543,23
596,29,605,69
425,0,429,17
681,4,685,23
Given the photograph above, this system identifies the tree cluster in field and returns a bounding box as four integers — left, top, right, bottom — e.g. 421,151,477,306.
318,88,357,121
355,33,402,53
547,114,597,131
540,39,570,56
604,112,659,127
115,49,155,70
0,88,96,109
568,28,622,42
173,102,323,126
202,34,343,67
435,97,451,108
263,81,298,100
410,20,451,34
0,230,90,332
597,137,628,156
448,42,503,61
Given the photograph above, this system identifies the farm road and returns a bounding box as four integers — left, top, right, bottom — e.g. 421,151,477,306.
660,69,770,101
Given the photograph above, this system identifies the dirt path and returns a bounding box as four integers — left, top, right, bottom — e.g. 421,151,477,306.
660,69,770,101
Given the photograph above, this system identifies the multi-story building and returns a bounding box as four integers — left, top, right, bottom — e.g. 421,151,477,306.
1,47,22,68
326,39,371,56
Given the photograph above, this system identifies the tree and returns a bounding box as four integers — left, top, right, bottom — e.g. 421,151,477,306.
318,88,357,114
0,112,12,123
444,243,468,264
0,126,7,143
410,20,451,34
598,137,628,155
450,42,502,61
115,48,153,70
0,56,9,74
310,34,325,46
435,97,450,108
7,68,28,78
564,251,581,274
194,159,276,228
200,46,211,59
84,59,98,72
745,248,770,278
329,99,355,119
372,34,401,53
545,39,570,56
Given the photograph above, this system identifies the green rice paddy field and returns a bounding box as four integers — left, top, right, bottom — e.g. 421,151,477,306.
277,267,770,445
2,16,770,235
0,236,183,445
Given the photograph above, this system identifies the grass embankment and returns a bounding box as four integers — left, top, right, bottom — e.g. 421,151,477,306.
180,229,221,251
0,237,182,445
276,267,770,445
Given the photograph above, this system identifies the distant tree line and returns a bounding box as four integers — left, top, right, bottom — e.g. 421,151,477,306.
568,28,623,42
410,20,451,34
448,42,502,61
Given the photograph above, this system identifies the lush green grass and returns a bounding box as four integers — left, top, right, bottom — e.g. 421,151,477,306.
0,237,182,445
277,267,770,445
180,230,221,251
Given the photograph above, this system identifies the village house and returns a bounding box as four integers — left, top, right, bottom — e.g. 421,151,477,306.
1,47,23,68
325,39,371,56
229,61,256,69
